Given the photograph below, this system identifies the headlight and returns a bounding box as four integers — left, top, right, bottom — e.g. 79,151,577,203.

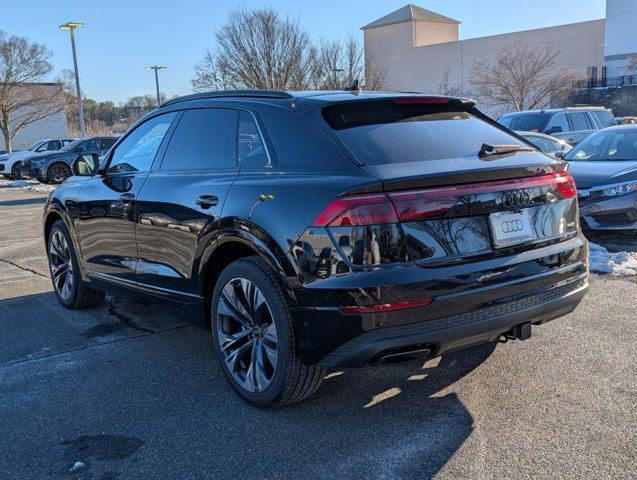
601,182,637,197
31,157,47,164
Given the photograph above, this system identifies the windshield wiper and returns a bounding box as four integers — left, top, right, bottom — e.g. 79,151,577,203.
478,143,534,158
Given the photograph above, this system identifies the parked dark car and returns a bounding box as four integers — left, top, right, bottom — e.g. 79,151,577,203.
43,91,588,407
0,138,75,179
22,136,117,184
518,131,572,157
498,107,616,145
564,125,637,231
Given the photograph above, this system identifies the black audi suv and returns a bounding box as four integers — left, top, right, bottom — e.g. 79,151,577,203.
43,90,588,406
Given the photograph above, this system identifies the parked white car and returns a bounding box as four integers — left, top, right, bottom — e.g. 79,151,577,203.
0,138,75,178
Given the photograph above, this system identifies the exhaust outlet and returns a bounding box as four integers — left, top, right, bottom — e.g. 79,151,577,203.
374,346,432,365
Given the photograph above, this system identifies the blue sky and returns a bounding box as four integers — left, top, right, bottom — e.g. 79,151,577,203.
2,0,606,103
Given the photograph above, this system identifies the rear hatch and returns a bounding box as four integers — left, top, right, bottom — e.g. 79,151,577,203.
299,95,580,267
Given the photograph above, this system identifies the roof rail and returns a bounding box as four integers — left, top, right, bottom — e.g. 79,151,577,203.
161,90,293,107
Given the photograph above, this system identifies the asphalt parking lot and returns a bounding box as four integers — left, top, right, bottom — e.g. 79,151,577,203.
0,186,635,480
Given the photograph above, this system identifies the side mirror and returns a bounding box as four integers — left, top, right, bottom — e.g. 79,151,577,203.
546,126,563,135
75,145,86,153
73,154,99,176
553,150,565,159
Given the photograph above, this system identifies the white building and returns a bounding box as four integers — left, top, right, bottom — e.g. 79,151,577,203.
0,83,69,152
363,1,637,110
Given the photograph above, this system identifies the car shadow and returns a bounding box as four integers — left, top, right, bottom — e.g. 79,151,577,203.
1,290,497,479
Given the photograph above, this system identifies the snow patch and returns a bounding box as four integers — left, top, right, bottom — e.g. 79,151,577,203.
588,242,637,276
0,179,31,188
29,184,56,192
69,461,86,472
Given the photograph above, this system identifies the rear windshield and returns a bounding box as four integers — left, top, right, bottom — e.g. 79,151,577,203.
322,100,524,165
498,113,549,132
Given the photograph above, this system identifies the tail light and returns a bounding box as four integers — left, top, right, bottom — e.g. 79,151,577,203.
388,172,577,222
310,171,577,268
311,193,398,227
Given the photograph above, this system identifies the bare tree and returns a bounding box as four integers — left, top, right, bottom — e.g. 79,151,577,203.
438,68,463,96
192,8,317,91
314,35,385,90
471,41,577,112
192,9,385,92
0,31,66,152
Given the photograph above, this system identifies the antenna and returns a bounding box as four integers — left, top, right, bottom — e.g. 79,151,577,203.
345,79,361,92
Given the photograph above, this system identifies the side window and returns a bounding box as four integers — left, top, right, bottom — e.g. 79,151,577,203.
107,112,177,174
100,138,116,150
546,114,569,134
62,139,74,146
35,143,49,152
238,111,270,168
161,108,237,171
84,139,101,151
48,140,61,150
568,112,592,131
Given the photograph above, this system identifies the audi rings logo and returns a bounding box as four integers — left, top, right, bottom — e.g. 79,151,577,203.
501,219,524,233
502,190,531,208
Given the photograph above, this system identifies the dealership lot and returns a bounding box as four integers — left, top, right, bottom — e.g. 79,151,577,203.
0,187,635,479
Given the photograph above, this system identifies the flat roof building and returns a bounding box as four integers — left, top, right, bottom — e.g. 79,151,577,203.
363,1,637,114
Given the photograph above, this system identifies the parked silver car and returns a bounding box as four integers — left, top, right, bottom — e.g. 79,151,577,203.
498,107,616,145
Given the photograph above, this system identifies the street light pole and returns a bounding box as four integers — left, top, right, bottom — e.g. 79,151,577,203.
145,66,167,107
59,22,85,138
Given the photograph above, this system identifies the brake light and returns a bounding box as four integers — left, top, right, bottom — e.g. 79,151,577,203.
312,193,399,227
393,97,449,104
554,172,577,199
339,297,433,315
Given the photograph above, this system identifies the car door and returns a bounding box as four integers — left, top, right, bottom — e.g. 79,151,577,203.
566,112,595,145
134,108,239,299
74,112,178,288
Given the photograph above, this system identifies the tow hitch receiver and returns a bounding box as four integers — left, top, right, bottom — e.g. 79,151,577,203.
500,322,532,343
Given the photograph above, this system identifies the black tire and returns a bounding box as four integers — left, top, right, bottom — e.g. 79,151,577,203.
10,162,22,179
211,256,326,407
47,162,72,184
47,220,104,309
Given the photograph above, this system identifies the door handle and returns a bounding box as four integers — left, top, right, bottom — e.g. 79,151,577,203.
120,193,135,203
196,195,219,209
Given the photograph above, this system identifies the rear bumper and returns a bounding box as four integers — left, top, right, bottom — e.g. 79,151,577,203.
290,235,588,366
317,277,587,367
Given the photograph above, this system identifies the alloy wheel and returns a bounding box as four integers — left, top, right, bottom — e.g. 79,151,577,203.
49,230,74,301
49,164,69,183
216,277,278,393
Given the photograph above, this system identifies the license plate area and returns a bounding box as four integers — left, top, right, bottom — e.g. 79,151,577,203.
489,209,537,248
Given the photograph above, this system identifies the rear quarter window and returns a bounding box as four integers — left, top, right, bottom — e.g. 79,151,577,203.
592,110,616,128
322,100,525,165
